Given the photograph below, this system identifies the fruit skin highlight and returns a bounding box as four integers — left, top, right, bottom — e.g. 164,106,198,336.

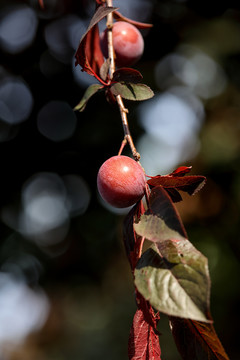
100,21,144,67
97,155,146,208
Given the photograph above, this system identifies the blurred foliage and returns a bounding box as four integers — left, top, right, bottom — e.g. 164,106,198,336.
0,0,240,359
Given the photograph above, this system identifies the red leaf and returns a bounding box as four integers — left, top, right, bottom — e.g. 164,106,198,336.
75,5,117,80
147,166,206,202
129,294,161,360
75,23,104,78
113,10,153,29
170,166,192,177
165,188,183,202
170,317,229,360
38,0,44,9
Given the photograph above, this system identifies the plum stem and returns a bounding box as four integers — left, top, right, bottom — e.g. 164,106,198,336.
106,0,140,161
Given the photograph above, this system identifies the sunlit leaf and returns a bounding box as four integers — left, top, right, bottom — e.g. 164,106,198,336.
129,302,161,360
134,187,211,322
74,84,103,112
111,82,154,101
134,243,210,322
170,166,192,177
147,166,206,202
100,59,111,82
134,214,185,243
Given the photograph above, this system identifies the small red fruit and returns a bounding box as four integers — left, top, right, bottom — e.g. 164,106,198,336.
100,21,144,67
97,155,146,208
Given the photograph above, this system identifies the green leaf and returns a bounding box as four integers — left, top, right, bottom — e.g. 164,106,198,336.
134,186,211,322
134,214,185,243
110,82,154,101
134,234,211,322
74,84,103,112
100,59,111,82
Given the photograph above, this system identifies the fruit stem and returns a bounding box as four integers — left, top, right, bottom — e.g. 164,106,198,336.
106,0,140,161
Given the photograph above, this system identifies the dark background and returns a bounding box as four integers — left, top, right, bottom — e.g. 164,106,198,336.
0,0,240,359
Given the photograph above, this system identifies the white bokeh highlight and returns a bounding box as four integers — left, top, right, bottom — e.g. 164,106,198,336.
137,87,204,175
1,172,91,250
0,272,49,356
0,78,33,125
0,5,38,54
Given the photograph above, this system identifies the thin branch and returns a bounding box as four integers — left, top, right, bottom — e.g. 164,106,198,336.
106,0,140,161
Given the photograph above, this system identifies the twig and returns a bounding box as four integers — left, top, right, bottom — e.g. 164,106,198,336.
106,0,140,161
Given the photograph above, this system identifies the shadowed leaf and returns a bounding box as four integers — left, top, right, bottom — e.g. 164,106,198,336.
111,82,154,101
169,317,230,360
147,186,187,238
123,201,145,271
113,10,153,29
75,6,117,77
74,84,103,112
112,68,143,83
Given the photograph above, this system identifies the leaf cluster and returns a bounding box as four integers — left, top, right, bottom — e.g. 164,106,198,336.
74,4,154,112
124,167,229,360
69,1,230,359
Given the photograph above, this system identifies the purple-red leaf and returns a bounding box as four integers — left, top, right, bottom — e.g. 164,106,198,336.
75,5,117,79
170,317,229,360
129,293,161,360
147,166,206,202
124,204,161,359
38,0,44,8
128,309,161,360
112,68,143,83
170,166,192,177
113,10,153,29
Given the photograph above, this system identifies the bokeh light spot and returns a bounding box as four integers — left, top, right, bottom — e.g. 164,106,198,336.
37,101,77,141
155,47,227,99
0,78,33,124
137,88,203,174
0,5,38,54
19,172,70,247
0,273,49,350
63,175,91,216
44,15,80,63
138,89,204,146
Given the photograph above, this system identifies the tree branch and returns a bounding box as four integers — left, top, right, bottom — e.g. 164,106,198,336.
106,0,140,161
